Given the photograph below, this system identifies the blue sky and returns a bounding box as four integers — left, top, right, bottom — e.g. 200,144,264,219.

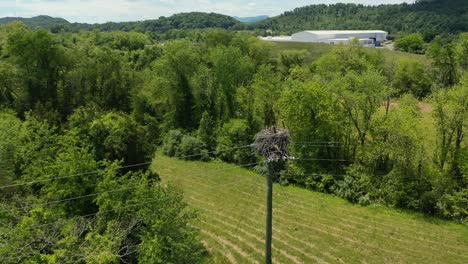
0,0,414,23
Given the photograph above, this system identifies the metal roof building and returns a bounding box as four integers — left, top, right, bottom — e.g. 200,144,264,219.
261,30,388,47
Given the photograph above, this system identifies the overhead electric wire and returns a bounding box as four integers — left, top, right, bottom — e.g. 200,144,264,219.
0,144,254,190
290,158,347,162
0,160,264,241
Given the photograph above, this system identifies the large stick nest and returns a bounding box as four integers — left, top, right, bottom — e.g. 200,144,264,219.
254,127,290,160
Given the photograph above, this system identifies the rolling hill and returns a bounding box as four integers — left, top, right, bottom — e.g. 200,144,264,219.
0,12,240,33
1,0,466,36
153,155,468,263
234,16,269,23
250,0,468,36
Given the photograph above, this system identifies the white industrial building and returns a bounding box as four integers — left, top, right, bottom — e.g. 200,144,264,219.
261,30,388,47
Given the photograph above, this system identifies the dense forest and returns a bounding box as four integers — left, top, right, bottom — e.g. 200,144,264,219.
0,12,239,34
1,0,467,37
0,18,467,262
252,0,468,37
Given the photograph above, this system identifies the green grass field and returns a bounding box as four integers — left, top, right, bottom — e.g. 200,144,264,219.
153,155,468,264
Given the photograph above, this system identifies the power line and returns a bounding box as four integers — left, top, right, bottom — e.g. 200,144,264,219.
290,158,347,162
0,161,263,222
0,144,253,190
0,161,263,244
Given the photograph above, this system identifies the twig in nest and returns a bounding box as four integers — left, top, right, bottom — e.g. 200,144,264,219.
254,127,290,161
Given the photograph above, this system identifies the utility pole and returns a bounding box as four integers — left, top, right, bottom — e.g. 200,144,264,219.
253,127,290,264
265,161,273,264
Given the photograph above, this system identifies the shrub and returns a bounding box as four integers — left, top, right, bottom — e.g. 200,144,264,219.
177,135,209,161
303,174,337,194
437,190,468,223
162,129,184,157
395,33,426,54
162,130,209,161
216,119,256,164
393,59,432,98
335,166,372,203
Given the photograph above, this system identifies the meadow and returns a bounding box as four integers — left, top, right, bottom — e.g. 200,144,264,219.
154,155,468,264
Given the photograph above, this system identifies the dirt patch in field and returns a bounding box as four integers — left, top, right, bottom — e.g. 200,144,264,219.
418,102,433,113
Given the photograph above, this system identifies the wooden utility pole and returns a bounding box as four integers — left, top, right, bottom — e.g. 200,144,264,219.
265,161,273,264
253,127,290,264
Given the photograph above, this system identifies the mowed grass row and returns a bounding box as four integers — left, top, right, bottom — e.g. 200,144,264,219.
153,155,468,264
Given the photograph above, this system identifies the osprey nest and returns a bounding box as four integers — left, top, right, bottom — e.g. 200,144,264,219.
254,127,290,161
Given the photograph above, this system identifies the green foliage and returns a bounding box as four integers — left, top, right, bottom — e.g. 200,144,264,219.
162,129,184,157
152,40,200,130
427,37,459,87
0,12,240,33
432,76,468,179
437,189,468,223
208,45,255,121
335,166,372,203
252,1,468,36
393,58,432,98
0,112,204,262
0,110,21,187
278,49,309,74
68,106,154,166
455,33,468,71
216,119,256,164
395,33,426,54
162,130,209,161
197,111,216,150
6,28,66,111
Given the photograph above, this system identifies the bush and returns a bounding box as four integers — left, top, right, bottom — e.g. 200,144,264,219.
162,129,184,157
393,59,432,98
336,175,365,203
303,174,337,194
162,130,209,161
177,135,209,161
216,119,256,165
69,108,154,167
335,166,372,203
437,190,468,223
395,33,426,54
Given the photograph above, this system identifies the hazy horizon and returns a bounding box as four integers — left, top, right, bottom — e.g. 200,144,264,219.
0,0,415,24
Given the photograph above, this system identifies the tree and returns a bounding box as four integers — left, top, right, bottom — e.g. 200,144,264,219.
0,110,21,188
278,77,340,163
151,40,200,130
331,69,389,153
454,33,468,71
68,106,154,167
427,37,459,87
393,58,432,98
432,76,468,181
395,33,426,54
278,49,309,74
208,46,255,122
6,28,66,110
216,119,256,164
366,95,431,210
241,65,281,127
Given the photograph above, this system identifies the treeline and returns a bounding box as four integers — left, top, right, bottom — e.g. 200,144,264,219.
1,0,467,37
0,12,240,34
0,22,466,260
251,0,468,37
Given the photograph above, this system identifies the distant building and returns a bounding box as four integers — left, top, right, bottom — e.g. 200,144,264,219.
261,30,388,47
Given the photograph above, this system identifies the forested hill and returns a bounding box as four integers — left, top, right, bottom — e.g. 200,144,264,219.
250,0,468,36
0,15,69,31
1,0,467,36
0,12,240,33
